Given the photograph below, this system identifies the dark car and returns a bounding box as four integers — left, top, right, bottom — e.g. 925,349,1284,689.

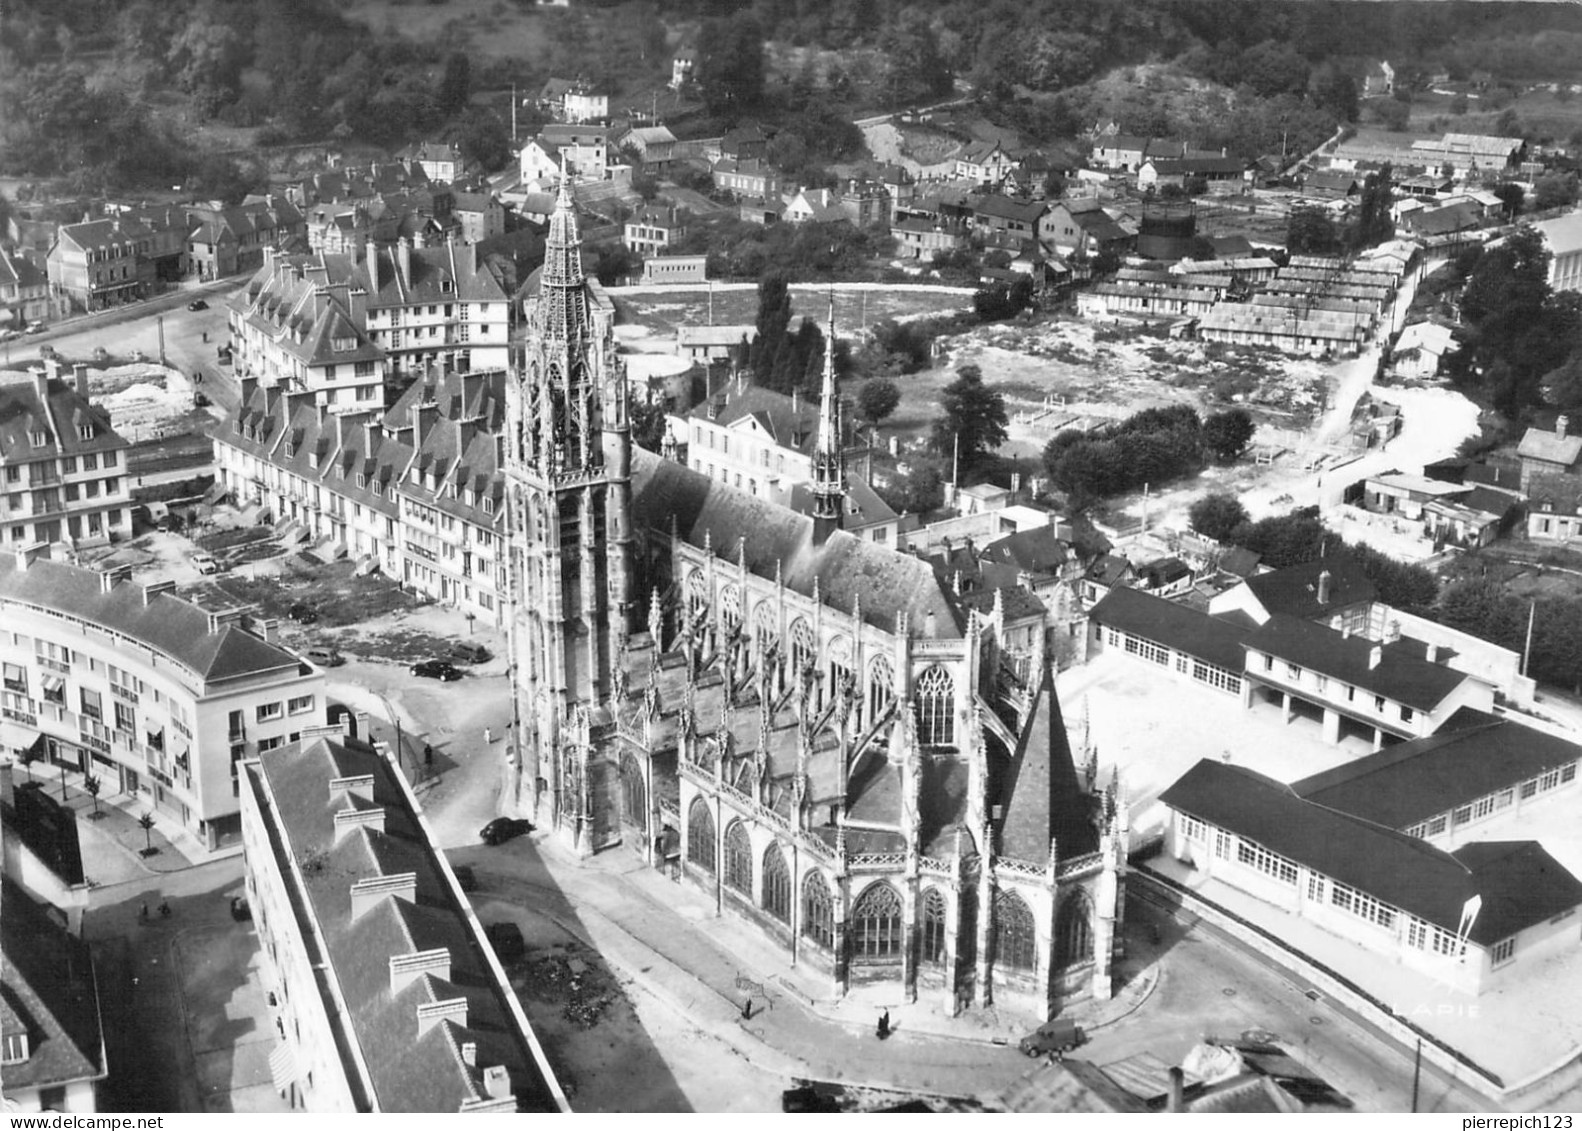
451,641,492,664
483,921,526,963
287,602,319,624
452,864,478,892
229,895,252,922
412,659,463,681
480,817,533,846
1018,1018,1086,1058
187,299,209,311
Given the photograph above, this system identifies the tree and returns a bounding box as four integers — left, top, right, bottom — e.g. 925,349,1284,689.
856,379,902,426
436,52,472,117
1376,97,1410,132
1349,165,1395,251
1189,493,1250,542
1535,172,1580,212
749,271,793,388
138,812,158,856
1287,206,1341,255
1240,40,1310,99
84,774,103,820
1309,63,1359,123
17,741,39,783
449,107,512,172
878,13,952,106
1202,408,1256,463
930,365,1008,476
1493,181,1526,221
696,13,765,114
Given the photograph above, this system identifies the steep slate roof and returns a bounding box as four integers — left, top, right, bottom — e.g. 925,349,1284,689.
1245,615,1468,711
696,385,817,453
245,735,564,1111
1290,708,1582,827
0,880,106,1096
1159,760,1582,944
1239,553,1375,620
973,195,1046,225
0,551,303,683
979,525,1069,575
996,668,1098,863
1090,586,1253,671
629,447,964,637
0,373,125,462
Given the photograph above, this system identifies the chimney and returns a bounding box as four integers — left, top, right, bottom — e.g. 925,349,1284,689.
482,1065,512,1100
329,772,375,803
791,388,800,414
72,363,90,398
460,1041,477,1068
365,239,380,290
1426,641,1439,664
349,286,368,330
1316,569,1332,606
1559,415,1570,441
397,236,412,284
33,365,50,404
333,804,387,840
415,997,468,1036
389,948,451,993
1167,1067,1185,1113
1369,644,1383,670
349,872,418,920
316,402,329,427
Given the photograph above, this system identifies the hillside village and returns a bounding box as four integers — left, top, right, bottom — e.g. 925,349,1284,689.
7,0,1582,1117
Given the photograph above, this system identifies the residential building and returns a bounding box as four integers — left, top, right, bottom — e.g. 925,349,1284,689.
0,879,107,1113
1516,415,1582,490
1391,321,1456,380
0,247,54,329
185,198,307,282
0,364,131,548
46,217,156,313
1160,758,1582,997
1535,212,1582,294
625,125,677,171
676,324,754,363
0,546,325,848
720,124,769,161
782,188,847,225
239,729,567,1111
954,141,1022,187
711,157,782,200
1208,553,1375,630
398,141,468,184
623,204,690,256
971,195,1047,239
1038,198,1133,260
891,217,963,260
638,255,707,285
1137,156,1246,193
213,369,510,619
1089,137,1186,173
450,192,505,244
504,186,1128,1016
1526,473,1582,542
358,240,511,377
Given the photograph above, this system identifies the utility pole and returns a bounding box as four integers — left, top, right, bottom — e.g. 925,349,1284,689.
157,315,166,367
1410,1035,1422,1113
1522,600,1535,677
511,83,518,143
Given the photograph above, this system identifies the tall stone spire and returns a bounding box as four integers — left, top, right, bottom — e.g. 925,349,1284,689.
539,154,589,342
810,291,844,544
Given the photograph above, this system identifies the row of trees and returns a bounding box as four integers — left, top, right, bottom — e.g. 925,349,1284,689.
1043,405,1255,507
1439,578,1582,694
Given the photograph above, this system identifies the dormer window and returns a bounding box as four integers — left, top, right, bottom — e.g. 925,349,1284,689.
441,279,454,293
464,489,475,507
357,473,366,488
333,335,355,352
29,430,47,448
2,1030,29,1065
373,481,382,497
284,442,296,457
79,424,94,440
483,497,494,514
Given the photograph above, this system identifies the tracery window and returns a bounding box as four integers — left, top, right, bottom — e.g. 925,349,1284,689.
620,754,645,825
1054,891,1093,968
762,845,792,923
851,882,904,960
915,665,955,746
687,797,715,873
802,873,834,947
723,820,753,895
920,888,948,964
992,888,1037,971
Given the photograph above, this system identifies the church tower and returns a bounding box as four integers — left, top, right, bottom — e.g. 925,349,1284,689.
504,177,634,844
810,296,844,544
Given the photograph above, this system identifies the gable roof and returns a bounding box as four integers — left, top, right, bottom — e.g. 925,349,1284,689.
1518,425,1582,467
1290,708,1582,828
979,525,1069,575
1090,585,1253,671
1159,760,1582,944
1240,553,1375,620
996,668,1099,863
0,880,106,1095
1245,614,1468,711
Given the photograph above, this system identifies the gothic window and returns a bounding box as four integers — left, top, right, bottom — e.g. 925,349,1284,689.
992,888,1037,971
851,882,903,960
686,569,709,625
719,584,743,631
1054,891,1094,968
916,665,955,746
920,888,948,964
687,797,715,873
752,601,778,658
958,884,978,966
762,844,792,924
802,872,834,948
723,820,753,895
867,655,895,724
789,617,816,682
621,755,646,826
826,635,854,714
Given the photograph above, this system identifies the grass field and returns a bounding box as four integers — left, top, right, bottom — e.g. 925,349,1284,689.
612,285,973,338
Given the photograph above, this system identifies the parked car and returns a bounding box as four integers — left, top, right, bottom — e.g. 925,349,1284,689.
24,322,44,335
187,299,209,311
194,392,211,408
287,602,319,624
483,920,526,963
480,817,533,846
412,659,463,681
1018,1018,1086,1058
192,553,219,575
229,895,252,922
304,646,344,667
453,864,478,892
451,641,492,664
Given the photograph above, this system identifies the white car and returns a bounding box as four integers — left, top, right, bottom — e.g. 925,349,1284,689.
192,554,219,575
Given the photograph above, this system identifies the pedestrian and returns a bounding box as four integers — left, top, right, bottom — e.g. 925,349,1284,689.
877,1009,890,1040
424,743,434,766
139,903,149,922
741,997,753,1021
484,726,493,744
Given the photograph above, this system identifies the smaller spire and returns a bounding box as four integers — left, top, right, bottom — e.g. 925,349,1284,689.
810,291,845,544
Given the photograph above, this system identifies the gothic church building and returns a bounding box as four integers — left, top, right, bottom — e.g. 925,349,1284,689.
503,185,1125,1015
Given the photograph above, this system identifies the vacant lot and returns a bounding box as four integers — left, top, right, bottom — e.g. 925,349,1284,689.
612,284,972,340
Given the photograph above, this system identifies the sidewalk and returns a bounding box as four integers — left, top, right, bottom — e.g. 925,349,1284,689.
531,833,1162,1085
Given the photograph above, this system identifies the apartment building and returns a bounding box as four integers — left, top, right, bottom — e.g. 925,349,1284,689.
213,370,508,619
0,546,324,849
0,364,131,548
239,730,567,1111
46,216,156,313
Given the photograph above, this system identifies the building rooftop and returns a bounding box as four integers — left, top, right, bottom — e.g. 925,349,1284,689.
1090,585,1253,672
1237,553,1376,621
1159,760,1582,945
1244,614,1468,711
243,733,567,1112
1518,424,1582,467
1535,212,1582,258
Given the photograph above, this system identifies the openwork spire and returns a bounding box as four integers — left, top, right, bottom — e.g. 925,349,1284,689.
810,291,844,541
542,154,585,294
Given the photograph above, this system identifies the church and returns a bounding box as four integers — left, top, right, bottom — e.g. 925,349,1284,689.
501,183,1126,1016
